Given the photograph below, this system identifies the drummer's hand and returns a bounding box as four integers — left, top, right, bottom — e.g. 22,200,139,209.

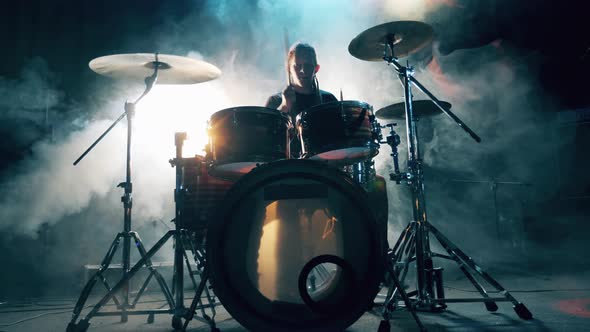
279,85,295,113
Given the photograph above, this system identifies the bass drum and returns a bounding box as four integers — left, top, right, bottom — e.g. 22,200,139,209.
207,159,385,332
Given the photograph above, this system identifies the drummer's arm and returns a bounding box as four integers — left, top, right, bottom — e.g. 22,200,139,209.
265,94,285,112
322,91,338,103
266,93,296,141
278,85,296,114
277,103,290,114
265,95,279,107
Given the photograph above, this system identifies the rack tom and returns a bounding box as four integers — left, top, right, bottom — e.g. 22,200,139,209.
296,101,380,165
207,106,291,180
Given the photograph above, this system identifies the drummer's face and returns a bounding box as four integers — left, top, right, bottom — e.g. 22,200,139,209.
290,51,318,90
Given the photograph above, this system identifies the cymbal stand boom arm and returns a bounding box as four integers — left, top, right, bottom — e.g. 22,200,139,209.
73,53,161,166
382,54,481,143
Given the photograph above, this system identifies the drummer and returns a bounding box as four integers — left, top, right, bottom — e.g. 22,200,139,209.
265,41,390,251
265,42,337,157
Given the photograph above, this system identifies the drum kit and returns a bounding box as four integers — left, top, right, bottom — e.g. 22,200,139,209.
66,21,532,332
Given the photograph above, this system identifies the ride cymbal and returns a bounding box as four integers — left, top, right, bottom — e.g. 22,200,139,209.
375,100,451,120
348,21,434,61
89,53,221,84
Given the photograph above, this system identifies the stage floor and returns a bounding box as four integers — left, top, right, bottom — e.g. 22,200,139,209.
1,265,589,332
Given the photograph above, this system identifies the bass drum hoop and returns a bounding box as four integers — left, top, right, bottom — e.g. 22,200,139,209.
206,159,385,332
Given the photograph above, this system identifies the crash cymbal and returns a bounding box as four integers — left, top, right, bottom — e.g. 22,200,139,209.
89,53,221,84
375,100,451,119
349,21,433,61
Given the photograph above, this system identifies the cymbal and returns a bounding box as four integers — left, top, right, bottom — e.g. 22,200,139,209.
375,100,451,119
89,53,221,84
348,21,434,61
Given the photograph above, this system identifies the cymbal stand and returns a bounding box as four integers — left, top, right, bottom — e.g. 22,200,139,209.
377,37,532,331
67,55,216,332
67,55,177,331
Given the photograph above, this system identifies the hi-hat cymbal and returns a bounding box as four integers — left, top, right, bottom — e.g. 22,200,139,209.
348,21,434,61
375,100,451,120
89,53,221,84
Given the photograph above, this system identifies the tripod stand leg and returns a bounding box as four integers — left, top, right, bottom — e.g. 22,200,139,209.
68,233,124,329
182,265,219,332
382,256,427,332
390,222,417,290
171,231,191,330
391,222,414,254
173,231,205,330
172,230,219,331
71,231,175,325
428,224,533,319
180,234,199,289
131,232,175,306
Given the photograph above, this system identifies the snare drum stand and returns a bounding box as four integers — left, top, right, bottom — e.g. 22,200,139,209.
377,38,532,332
169,132,218,331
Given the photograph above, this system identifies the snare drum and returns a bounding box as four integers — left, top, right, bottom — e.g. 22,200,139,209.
296,101,380,165
207,106,291,180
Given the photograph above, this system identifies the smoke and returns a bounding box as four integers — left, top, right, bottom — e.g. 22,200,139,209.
2,0,568,244
383,43,575,262
0,121,126,234
165,0,577,262
0,58,63,170
0,57,63,112
0,0,582,299
0,58,104,235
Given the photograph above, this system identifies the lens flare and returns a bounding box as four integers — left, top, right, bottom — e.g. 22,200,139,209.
134,82,231,158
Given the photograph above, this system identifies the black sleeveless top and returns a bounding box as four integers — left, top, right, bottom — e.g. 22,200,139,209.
265,89,337,157
265,89,337,122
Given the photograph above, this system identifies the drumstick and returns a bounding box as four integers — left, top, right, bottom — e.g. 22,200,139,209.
283,28,296,142
283,27,292,86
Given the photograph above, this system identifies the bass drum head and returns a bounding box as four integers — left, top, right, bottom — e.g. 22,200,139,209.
207,159,385,332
